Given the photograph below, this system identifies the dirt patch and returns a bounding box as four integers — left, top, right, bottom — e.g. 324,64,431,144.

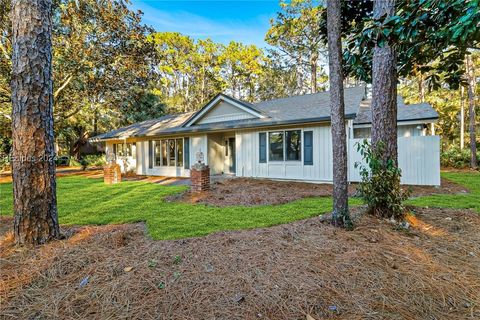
168,178,356,206
1,208,479,319
171,177,468,207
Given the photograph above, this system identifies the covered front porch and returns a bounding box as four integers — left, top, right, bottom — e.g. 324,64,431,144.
206,131,236,176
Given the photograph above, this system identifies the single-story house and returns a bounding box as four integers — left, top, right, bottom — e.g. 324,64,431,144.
91,86,441,185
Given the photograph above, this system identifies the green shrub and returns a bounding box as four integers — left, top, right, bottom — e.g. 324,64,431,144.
355,140,409,220
63,154,106,168
441,146,480,168
0,137,11,171
0,156,9,171
81,154,107,167
68,157,81,167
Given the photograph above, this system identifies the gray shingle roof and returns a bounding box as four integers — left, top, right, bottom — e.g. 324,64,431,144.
91,86,437,141
91,112,194,140
254,86,366,120
353,98,439,125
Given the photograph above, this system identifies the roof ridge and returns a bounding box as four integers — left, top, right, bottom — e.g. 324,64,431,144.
253,85,365,106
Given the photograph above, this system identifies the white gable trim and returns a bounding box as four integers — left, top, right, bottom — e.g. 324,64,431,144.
183,95,266,127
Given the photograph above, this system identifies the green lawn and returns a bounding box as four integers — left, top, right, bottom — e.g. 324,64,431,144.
406,171,480,213
0,176,359,240
0,171,477,240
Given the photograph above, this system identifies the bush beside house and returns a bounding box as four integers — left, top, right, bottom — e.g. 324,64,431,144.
441,147,480,169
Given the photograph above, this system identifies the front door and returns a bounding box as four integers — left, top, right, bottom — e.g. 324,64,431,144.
228,137,236,174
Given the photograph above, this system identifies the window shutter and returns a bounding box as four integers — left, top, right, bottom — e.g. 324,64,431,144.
148,140,153,169
259,132,267,163
304,131,313,165
184,137,190,169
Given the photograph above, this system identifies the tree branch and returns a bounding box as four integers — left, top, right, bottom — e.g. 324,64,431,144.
0,110,11,120
54,74,73,99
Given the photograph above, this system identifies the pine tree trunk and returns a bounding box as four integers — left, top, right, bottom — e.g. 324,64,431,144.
310,52,318,93
11,0,59,244
418,73,425,103
465,54,477,169
327,0,349,226
371,0,398,164
460,86,465,150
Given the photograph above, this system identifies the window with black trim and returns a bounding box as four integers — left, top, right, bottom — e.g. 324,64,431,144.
268,130,302,162
285,130,301,161
269,131,284,161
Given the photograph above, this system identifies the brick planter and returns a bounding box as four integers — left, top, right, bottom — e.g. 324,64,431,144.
104,163,121,184
191,163,210,192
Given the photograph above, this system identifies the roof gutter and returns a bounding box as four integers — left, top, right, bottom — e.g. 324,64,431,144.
90,113,357,141
353,116,439,126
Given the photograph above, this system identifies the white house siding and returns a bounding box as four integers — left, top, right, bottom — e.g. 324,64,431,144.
197,101,255,124
348,136,441,186
190,135,208,167
105,141,136,173
104,127,439,186
136,141,147,175
104,135,208,178
142,134,208,177
354,124,427,139
235,124,333,182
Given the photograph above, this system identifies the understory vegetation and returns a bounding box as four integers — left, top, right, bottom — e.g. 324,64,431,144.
67,154,107,168
441,146,480,169
355,140,409,219
1,171,477,240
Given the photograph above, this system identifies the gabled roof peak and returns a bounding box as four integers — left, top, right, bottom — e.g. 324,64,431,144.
182,93,267,127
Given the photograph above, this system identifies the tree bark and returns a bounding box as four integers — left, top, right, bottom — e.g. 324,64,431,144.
460,86,465,150
465,54,477,169
11,0,60,244
327,0,349,226
310,51,318,93
418,72,425,103
371,0,398,164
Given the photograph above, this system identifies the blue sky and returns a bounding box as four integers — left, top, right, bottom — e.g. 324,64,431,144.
129,1,281,48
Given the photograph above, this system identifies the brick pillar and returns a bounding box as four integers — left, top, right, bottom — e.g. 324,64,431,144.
104,163,121,184
191,163,210,192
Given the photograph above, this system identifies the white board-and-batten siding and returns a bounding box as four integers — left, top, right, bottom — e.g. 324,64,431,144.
236,124,334,182
348,136,441,186
107,135,208,178
106,127,440,186
196,101,256,124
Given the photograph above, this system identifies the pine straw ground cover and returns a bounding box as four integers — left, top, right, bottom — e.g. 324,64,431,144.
1,207,479,320
171,177,468,207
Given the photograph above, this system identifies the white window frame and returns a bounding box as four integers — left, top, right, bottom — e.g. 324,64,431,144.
153,138,185,168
